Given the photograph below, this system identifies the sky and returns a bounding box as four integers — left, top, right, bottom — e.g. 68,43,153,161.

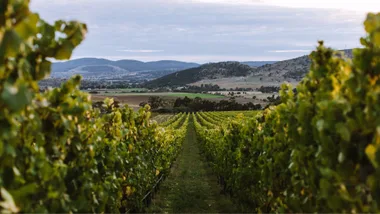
30,0,380,63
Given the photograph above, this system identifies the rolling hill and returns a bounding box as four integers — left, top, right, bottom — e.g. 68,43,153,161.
250,49,353,82
148,49,353,89
51,58,200,79
144,61,255,88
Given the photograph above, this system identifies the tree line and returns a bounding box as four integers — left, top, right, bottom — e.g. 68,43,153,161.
142,96,263,113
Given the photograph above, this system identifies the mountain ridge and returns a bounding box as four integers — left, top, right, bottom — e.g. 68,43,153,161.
250,49,353,82
144,61,256,88
144,49,353,88
52,58,200,73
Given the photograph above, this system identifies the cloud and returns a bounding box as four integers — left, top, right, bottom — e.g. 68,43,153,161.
30,0,366,62
268,50,311,53
117,49,164,53
188,0,379,12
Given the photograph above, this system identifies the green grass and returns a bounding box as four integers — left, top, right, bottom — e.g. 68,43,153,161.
146,118,238,213
117,88,148,92
163,93,224,98
97,92,225,98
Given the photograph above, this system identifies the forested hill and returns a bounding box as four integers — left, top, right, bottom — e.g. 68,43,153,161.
252,49,353,81
144,61,254,88
144,50,353,88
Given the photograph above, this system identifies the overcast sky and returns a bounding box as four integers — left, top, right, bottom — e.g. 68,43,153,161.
30,0,380,63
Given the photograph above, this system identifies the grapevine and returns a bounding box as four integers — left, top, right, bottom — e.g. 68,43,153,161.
0,1,188,213
193,13,380,213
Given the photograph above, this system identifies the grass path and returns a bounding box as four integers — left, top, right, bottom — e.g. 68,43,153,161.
147,118,237,213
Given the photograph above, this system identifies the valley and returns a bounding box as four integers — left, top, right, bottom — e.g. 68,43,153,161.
44,49,353,111
89,89,262,111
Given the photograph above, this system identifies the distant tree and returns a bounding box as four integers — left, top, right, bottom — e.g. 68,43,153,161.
168,96,264,112
148,96,164,109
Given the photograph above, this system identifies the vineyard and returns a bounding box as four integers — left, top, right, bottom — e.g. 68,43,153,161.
1,0,380,213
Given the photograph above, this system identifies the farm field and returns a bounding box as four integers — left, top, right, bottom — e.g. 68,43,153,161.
90,93,265,110
209,90,278,100
87,89,223,108
84,88,148,93
90,92,246,110
190,76,299,89
91,94,269,111
93,91,225,98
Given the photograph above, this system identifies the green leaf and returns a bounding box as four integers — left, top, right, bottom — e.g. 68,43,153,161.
14,13,39,40
319,167,337,179
364,13,380,34
0,140,3,156
365,144,378,168
54,40,74,60
36,59,52,80
373,32,380,47
327,196,343,210
10,183,38,200
54,20,65,31
0,30,22,58
335,123,350,141
1,82,33,112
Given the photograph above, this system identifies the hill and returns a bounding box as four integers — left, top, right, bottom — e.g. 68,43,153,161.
51,58,200,79
190,49,353,89
144,61,255,88
52,58,114,73
251,49,353,82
